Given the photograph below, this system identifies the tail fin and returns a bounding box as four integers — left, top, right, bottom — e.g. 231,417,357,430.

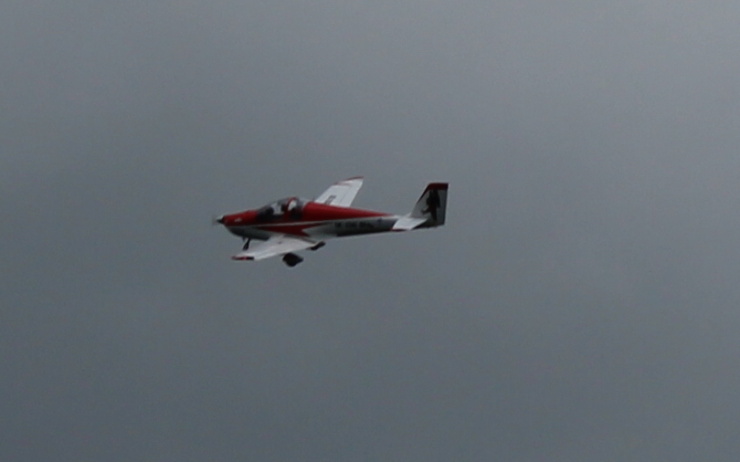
410,182,448,227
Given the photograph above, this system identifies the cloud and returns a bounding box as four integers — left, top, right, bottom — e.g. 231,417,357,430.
3,1,740,460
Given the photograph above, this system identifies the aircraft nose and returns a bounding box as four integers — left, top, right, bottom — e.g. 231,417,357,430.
215,215,225,225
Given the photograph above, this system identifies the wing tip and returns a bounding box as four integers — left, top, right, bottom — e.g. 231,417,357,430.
231,255,254,261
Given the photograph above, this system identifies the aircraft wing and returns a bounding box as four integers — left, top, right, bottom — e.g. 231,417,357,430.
231,235,318,261
314,177,364,207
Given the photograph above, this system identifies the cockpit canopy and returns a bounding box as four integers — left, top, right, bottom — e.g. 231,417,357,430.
255,197,306,221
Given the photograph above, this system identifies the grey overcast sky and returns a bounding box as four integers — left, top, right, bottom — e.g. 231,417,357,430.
3,1,740,460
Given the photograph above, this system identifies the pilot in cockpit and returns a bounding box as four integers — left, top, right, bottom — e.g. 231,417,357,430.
256,202,279,221
282,197,302,219
256,198,304,221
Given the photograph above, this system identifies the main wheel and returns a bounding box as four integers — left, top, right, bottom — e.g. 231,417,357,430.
282,253,304,267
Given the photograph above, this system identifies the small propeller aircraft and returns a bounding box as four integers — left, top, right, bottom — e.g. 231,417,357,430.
215,177,448,266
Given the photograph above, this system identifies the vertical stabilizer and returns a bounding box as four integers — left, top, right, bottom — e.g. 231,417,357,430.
410,183,448,226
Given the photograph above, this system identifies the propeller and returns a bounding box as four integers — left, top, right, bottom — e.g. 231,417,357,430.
211,215,224,227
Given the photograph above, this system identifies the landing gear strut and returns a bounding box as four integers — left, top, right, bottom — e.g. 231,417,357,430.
310,241,325,251
282,253,303,267
242,238,251,250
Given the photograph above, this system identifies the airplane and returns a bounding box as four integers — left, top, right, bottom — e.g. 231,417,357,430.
215,177,448,266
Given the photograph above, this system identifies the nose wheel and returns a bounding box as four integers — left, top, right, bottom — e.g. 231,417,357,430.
282,253,303,267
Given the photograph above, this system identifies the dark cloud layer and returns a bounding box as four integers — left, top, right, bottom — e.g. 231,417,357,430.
3,2,740,460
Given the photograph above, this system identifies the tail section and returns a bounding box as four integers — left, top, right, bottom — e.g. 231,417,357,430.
410,182,448,227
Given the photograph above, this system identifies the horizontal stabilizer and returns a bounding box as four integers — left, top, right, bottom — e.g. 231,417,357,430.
392,216,428,231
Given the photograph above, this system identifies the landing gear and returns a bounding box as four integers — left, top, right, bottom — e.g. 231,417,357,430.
310,241,326,251
242,238,251,250
282,253,303,267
